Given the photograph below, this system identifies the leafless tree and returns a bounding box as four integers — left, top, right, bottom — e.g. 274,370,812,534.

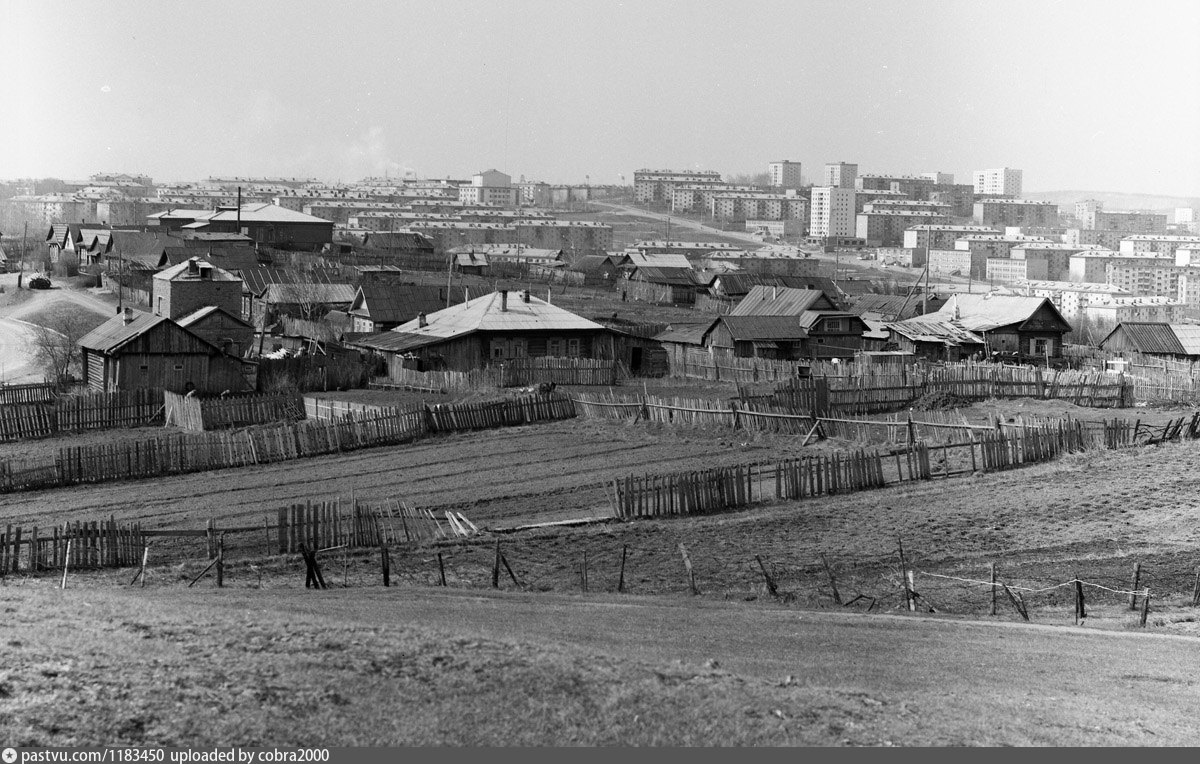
32,308,101,386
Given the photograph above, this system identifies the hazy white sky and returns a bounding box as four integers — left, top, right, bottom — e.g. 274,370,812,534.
3,0,1198,195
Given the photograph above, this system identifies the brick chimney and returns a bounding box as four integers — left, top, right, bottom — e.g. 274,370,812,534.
418,312,427,328
122,307,134,325
500,290,508,312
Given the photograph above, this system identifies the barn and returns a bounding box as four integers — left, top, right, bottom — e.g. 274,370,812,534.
79,308,256,394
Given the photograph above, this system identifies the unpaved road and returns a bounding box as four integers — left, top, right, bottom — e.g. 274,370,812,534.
0,274,114,383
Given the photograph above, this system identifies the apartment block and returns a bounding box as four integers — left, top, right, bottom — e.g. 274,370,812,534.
862,200,951,216
856,211,952,247
1083,297,1187,324
903,225,1001,251
928,248,981,279
1092,210,1168,234
515,221,613,252
634,169,724,205
1015,281,1132,322
1074,199,1103,228
1064,228,1132,250
710,194,806,222
458,170,518,207
986,258,1030,284
972,168,1022,196
1009,243,1092,282
921,172,955,185
1118,235,1200,257
954,235,1053,262
1104,260,1182,297
809,187,856,238
974,199,1058,227
768,161,803,190
822,162,858,189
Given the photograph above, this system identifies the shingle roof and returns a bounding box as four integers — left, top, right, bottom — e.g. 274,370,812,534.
730,286,831,316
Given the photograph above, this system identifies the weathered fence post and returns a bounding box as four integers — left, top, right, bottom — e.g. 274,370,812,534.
1140,589,1151,627
380,543,391,587
678,542,698,595
990,562,997,616
1129,562,1141,610
1074,574,1085,624
821,552,842,605
216,534,225,588
756,555,778,598
492,539,501,589
60,538,71,590
618,544,627,593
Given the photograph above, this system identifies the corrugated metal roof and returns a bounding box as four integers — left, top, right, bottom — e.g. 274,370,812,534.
1170,325,1200,355
624,252,693,269
1108,323,1187,355
350,283,463,324
720,315,808,341
730,286,829,316
263,283,356,305
634,266,700,286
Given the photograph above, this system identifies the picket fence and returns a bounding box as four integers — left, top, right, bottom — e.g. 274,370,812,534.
379,363,502,393
0,393,577,494
0,518,147,574
0,389,164,441
670,346,812,384
0,382,58,406
498,357,619,387
276,497,473,554
612,422,1103,520
164,391,306,431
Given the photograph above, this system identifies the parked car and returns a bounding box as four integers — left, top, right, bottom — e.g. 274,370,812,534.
28,275,51,289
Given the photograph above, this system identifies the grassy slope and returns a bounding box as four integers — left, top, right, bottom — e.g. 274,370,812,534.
3,585,1199,746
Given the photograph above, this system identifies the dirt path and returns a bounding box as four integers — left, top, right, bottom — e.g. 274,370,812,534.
0,276,115,383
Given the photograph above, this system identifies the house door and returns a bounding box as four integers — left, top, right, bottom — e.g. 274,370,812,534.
630,347,643,373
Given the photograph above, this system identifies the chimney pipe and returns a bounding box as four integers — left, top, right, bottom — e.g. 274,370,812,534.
122,307,134,325
418,312,427,328
500,290,508,311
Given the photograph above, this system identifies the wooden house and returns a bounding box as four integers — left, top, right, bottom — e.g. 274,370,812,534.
886,318,986,362
347,283,465,333
1099,323,1200,362
79,308,256,394
729,286,836,316
622,266,708,304
176,306,255,359
706,312,869,361
352,289,616,372
928,294,1071,362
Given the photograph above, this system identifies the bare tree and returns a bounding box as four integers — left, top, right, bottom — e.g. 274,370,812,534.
32,309,101,386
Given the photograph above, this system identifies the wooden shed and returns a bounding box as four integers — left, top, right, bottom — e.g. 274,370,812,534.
79,308,256,394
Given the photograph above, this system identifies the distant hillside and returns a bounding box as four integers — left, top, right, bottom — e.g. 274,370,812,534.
1023,189,1200,213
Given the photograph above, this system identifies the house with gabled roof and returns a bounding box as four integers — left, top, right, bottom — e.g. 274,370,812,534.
623,265,711,304
886,318,986,362
177,306,255,359
926,293,1072,362
347,283,466,333
729,286,836,316
705,311,869,361
351,289,616,371
79,308,255,394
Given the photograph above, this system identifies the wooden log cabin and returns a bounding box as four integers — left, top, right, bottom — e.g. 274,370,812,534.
79,308,256,394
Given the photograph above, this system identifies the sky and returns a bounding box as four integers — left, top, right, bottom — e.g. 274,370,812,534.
2,0,1199,196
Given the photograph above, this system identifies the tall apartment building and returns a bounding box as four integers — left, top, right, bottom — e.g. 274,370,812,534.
1091,210,1168,234
1075,199,1102,228
822,162,858,190
862,200,951,216
1008,243,1096,282
710,194,806,222
973,199,1058,228
973,168,1023,196
768,161,803,190
808,187,856,239
633,169,723,205
1104,261,1182,297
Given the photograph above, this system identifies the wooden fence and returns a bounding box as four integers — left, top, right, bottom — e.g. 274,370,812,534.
499,357,620,387
0,518,147,574
612,422,1104,520
0,382,57,406
275,497,473,554
164,391,305,431
0,389,164,441
670,347,812,384
0,393,576,493
379,363,502,393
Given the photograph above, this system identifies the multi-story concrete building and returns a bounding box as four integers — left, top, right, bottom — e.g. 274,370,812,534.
921,172,955,185
1104,260,1183,297
1083,296,1187,324
1091,210,1168,234
458,170,517,207
862,200,951,216
669,183,748,213
1064,228,1132,250
928,184,977,218
1008,243,1094,282
634,169,724,205
809,187,856,239
1014,281,1133,322
974,199,1058,228
953,235,1053,263
972,168,1022,196
856,210,953,247
1118,235,1200,257
1067,250,1142,283
986,257,1030,284
710,194,806,222
515,221,613,253
928,248,981,279
903,225,1001,251
1074,199,1103,228
1173,269,1200,312
822,162,858,189
768,161,803,190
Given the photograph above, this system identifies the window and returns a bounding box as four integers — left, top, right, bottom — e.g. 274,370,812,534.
139,364,149,373
547,339,562,357
567,338,580,357
174,364,184,371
